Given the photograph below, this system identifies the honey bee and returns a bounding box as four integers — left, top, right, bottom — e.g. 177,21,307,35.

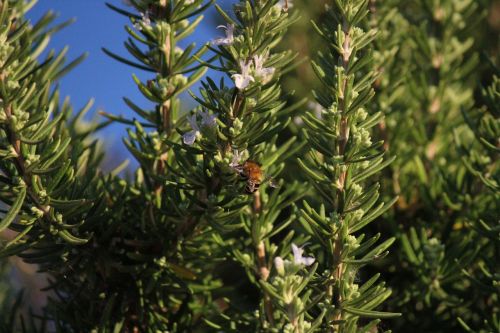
234,160,278,193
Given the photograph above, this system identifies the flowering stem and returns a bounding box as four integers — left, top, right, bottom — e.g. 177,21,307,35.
195,1,298,328
337,20,352,200
331,19,353,328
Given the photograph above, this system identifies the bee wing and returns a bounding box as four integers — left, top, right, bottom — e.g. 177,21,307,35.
266,177,280,188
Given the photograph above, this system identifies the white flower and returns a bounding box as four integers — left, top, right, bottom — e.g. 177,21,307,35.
182,111,217,145
211,24,235,46
291,243,315,266
277,0,293,11
232,60,255,90
253,54,275,84
134,11,152,30
185,0,195,4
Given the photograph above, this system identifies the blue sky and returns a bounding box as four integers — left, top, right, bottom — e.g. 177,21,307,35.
26,1,229,169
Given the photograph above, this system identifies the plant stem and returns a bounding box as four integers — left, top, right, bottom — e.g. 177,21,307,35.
253,191,274,325
331,18,352,331
4,104,51,219
257,241,274,325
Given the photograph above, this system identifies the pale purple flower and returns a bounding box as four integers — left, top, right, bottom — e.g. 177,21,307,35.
183,114,200,145
253,54,275,84
211,24,235,46
291,243,315,266
134,11,152,30
232,60,255,90
277,0,293,11
200,110,217,127
183,111,217,145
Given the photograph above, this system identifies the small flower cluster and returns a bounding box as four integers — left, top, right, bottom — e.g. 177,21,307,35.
233,55,276,90
210,24,276,90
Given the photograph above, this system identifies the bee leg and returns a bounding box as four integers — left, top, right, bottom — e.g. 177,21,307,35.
268,178,279,188
232,165,244,175
246,182,256,193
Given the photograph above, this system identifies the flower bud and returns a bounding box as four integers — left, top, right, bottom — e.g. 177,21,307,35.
274,256,285,276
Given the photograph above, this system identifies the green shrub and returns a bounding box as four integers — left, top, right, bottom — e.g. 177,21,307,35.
0,0,497,332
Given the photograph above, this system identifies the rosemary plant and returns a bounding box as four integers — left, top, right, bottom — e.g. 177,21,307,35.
1,0,220,331
298,0,400,331
0,0,498,332
179,1,310,331
378,1,485,330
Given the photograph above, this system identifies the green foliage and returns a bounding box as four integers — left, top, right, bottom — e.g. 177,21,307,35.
368,0,498,331
297,0,400,331
0,0,95,250
177,1,309,330
0,0,498,332
455,64,499,333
